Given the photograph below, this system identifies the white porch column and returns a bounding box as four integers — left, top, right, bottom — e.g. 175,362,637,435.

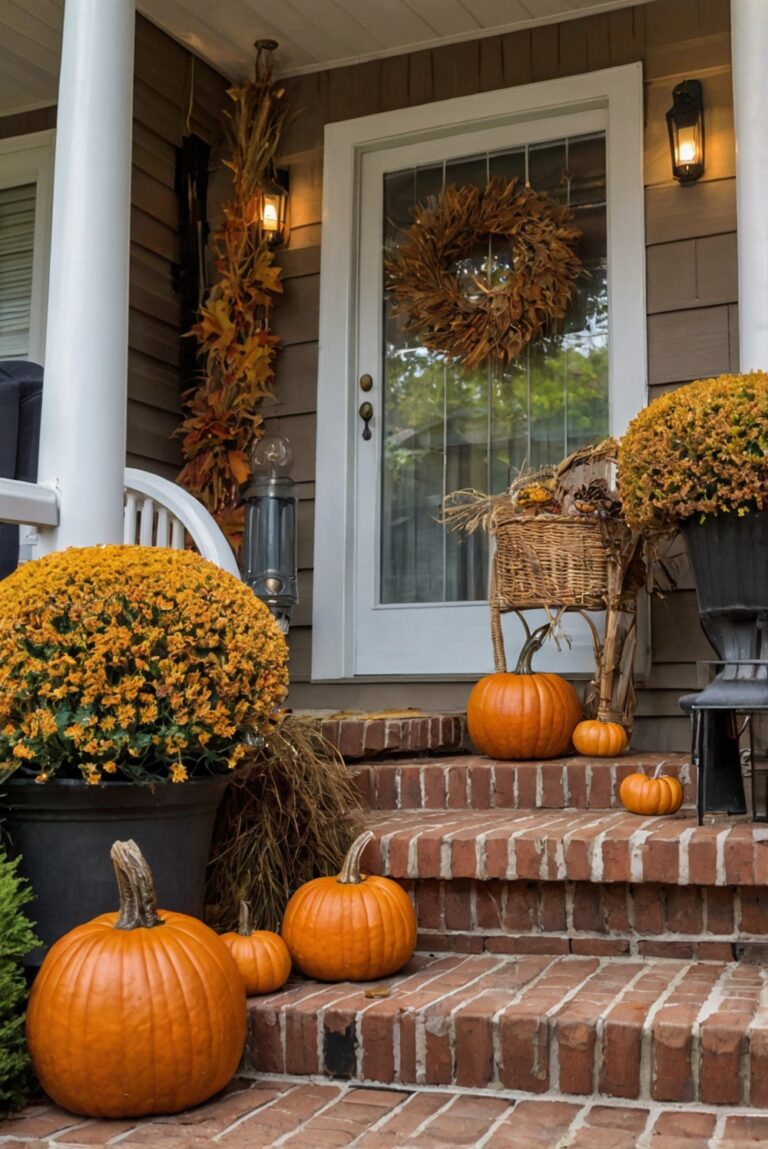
37,0,135,552
731,0,768,371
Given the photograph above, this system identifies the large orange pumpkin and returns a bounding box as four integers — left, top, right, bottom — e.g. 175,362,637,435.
572,719,629,757
26,840,246,1119
467,627,582,760
281,830,416,981
220,902,292,995
619,771,684,815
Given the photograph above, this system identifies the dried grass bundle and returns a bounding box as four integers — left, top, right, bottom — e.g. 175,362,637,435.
205,714,365,933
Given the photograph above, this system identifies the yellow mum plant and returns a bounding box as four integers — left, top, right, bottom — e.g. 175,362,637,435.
0,546,288,786
619,372,768,537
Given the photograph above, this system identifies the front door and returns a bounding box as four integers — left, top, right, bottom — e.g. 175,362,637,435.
312,66,646,680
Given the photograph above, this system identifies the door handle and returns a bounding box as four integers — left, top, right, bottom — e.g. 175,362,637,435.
359,401,373,441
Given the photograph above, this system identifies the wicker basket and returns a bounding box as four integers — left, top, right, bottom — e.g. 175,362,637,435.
491,508,611,612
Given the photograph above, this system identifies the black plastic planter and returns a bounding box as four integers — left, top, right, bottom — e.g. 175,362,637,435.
1,774,229,965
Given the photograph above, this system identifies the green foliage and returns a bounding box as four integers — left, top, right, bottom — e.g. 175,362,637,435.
619,372,768,537
0,850,37,1116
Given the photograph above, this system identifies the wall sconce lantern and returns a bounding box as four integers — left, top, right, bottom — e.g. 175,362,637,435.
666,79,705,184
261,171,289,248
242,434,298,633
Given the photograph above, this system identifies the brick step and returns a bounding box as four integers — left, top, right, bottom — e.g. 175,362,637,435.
402,877,768,960
355,752,695,811
248,952,768,1107
11,1080,768,1149
297,709,466,760
365,809,768,887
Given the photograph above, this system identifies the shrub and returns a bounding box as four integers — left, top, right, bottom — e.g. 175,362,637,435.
618,371,768,537
0,850,37,1115
0,546,288,785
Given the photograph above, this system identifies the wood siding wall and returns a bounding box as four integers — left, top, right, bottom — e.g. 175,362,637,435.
0,16,230,482
269,0,736,751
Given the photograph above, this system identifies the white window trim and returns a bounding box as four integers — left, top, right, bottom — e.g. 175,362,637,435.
312,63,646,681
0,129,55,365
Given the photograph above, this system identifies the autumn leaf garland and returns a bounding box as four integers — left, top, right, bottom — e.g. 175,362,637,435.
177,44,288,548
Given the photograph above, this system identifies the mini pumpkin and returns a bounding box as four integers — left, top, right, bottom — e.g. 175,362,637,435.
619,771,684,815
220,902,292,994
281,830,416,982
467,626,582,760
572,719,629,757
26,840,246,1119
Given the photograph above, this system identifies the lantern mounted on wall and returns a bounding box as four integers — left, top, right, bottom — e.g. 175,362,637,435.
666,79,705,184
242,434,298,633
261,170,289,248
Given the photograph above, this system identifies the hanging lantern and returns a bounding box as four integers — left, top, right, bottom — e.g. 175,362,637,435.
666,79,705,184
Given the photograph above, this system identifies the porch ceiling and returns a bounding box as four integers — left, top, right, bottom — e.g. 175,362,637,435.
0,0,650,117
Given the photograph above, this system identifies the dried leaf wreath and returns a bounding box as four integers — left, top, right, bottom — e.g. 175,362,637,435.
385,175,582,369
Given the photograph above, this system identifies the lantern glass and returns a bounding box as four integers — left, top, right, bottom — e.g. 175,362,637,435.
666,80,705,184
242,435,298,632
260,173,289,247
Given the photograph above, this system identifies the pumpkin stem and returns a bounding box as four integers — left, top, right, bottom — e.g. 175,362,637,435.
238,900,253,936
111,839,164,930
337,830,375,885
652,760,668,780
513,623,550,675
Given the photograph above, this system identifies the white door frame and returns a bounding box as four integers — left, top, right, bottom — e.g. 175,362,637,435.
313,63,646,681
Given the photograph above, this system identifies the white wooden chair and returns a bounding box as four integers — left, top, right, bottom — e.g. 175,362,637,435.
11,468,240,578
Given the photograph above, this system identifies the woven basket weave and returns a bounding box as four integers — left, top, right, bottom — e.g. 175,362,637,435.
491,507,611,612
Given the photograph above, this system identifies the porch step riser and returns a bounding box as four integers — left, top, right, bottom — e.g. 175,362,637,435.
404,878,766,960
248,954,768,1107
355,753,695,811
368,810,768,886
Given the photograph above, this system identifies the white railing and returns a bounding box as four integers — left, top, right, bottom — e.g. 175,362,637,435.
0,470,240,578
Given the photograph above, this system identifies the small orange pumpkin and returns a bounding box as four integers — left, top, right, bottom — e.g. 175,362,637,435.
572,719,629,757
619,771,684,815
467,625,582,760
220,902,292,994
281,830,416,982
26,840,245,1118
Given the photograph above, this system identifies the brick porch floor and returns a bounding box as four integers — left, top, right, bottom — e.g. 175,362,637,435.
6,1077,768,1148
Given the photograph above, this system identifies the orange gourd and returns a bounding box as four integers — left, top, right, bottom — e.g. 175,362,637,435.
26,840,246,1119
281,830,416,981
619,771,684,815
572,719,629,757
467,626,582,760
220,902,292,994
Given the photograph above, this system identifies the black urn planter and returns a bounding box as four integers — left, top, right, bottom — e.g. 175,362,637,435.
1,774,229,965
681,509,768,707
680,509,768,820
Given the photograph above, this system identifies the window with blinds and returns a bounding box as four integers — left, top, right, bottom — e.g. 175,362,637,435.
0,183,36,359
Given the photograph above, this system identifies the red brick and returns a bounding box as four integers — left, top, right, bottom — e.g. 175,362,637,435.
587,763,614,809
637,941,694,959
447,765,469,808
651,1110,716,1138
415,881,442,930
572,884,603,932
338,720,366,759
663,885,703,934
602,885,630,934
706,886,736,934
567,762,588,809
539,882,567,932
468,762,492,809
570,938,630,957
485,934,570,955
398,766,422,809
475,879,505,930
699,1013,748,1105
422,765,446,809
516,765,538,808
633,883,664,934
444,879,473,931
739,885,768,934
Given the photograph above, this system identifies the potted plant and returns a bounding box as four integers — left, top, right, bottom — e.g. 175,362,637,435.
619,370,768,704
0,544,288,962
